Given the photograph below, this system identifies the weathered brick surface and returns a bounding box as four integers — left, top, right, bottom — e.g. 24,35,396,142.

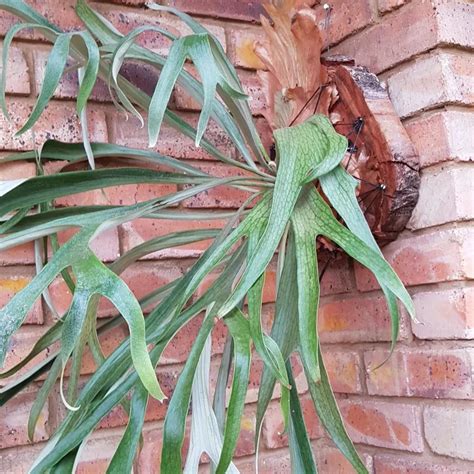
333,0,474,74
378,0,408,14
0,391,48,448
314,443,374,474
318,293,409,343
408,164,474,230
374,454,474,473
0,45,30,96
340,399,424,452
405,110,474,168
355,227,474,290
424,405,474,461
387,51,474,118
0,267,43,325
159,0,265,22
314,0,375,47
412,287,474,340
365,348,474,399
0,0,473,469
108,109,234,160
0,100,108,150
262,396,325,449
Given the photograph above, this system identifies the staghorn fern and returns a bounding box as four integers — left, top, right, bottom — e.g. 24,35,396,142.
0,1,415,472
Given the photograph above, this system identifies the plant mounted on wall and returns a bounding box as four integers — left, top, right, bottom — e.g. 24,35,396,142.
0,0,416,472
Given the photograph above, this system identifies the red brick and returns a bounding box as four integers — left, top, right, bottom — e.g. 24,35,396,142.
33,49,111,103
98,362,180,430
407,164,474,230
262,396,325,449
323,349,362,394
0,99,107,151
412,287,474,340
108,109,234,161
374,453,474,474
234,404,257,457
54,227,120,264
174,65,266,116
159,0,265,22
318,293,409,343
333,0,474,74
78,322,129,378
319,254,355,296
435,0,474,51
161,312,238,365
0,160,36,180
0,1,81,40
75,430,122,473
238,69,266,116
226,24,266,70
355,227,474,290
365,348,474,399
0,161,37,265
340,399,423,452
0,268,43,325
137,426,163,473
0,327,52,386
0,243,35,266
93,4,225,54
121,216,225,260
314,0,375,48
0,45,30,96
405,110,474,168
424,405,474,461
122,262,183,311
236,452,291,474
243,354,307,405
378,0,408,14
387,51,474,118
314,443,373,474
0,445,46,473
0,390,48,448
182,163,252,208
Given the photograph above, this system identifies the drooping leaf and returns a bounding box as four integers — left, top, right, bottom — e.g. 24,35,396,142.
16,32,72,135
215,309,251,474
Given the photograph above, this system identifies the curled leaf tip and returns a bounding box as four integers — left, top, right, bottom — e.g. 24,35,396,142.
59,369,81,412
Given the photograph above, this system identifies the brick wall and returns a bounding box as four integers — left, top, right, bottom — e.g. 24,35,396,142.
0,0,473,472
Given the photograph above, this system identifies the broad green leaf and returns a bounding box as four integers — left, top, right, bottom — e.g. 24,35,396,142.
28,357,62,441
291,204,321,382
256,230,299,444
213,334,233,436
320,166,404,358
1,23,55,119
75,31,100,115
0,167,214,217
286,361,317,474
161,311,215,474
16,33,72,135
215,309,251,474
247,225,289,388
184,330,238,474
77,65,95,169
5,140,209,177
148,36,187,147
304,186,414,317
107,383,148,473
220,115,345,317
305,345,367,474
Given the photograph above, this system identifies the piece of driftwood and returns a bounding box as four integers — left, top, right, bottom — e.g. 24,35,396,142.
324,58,420,245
